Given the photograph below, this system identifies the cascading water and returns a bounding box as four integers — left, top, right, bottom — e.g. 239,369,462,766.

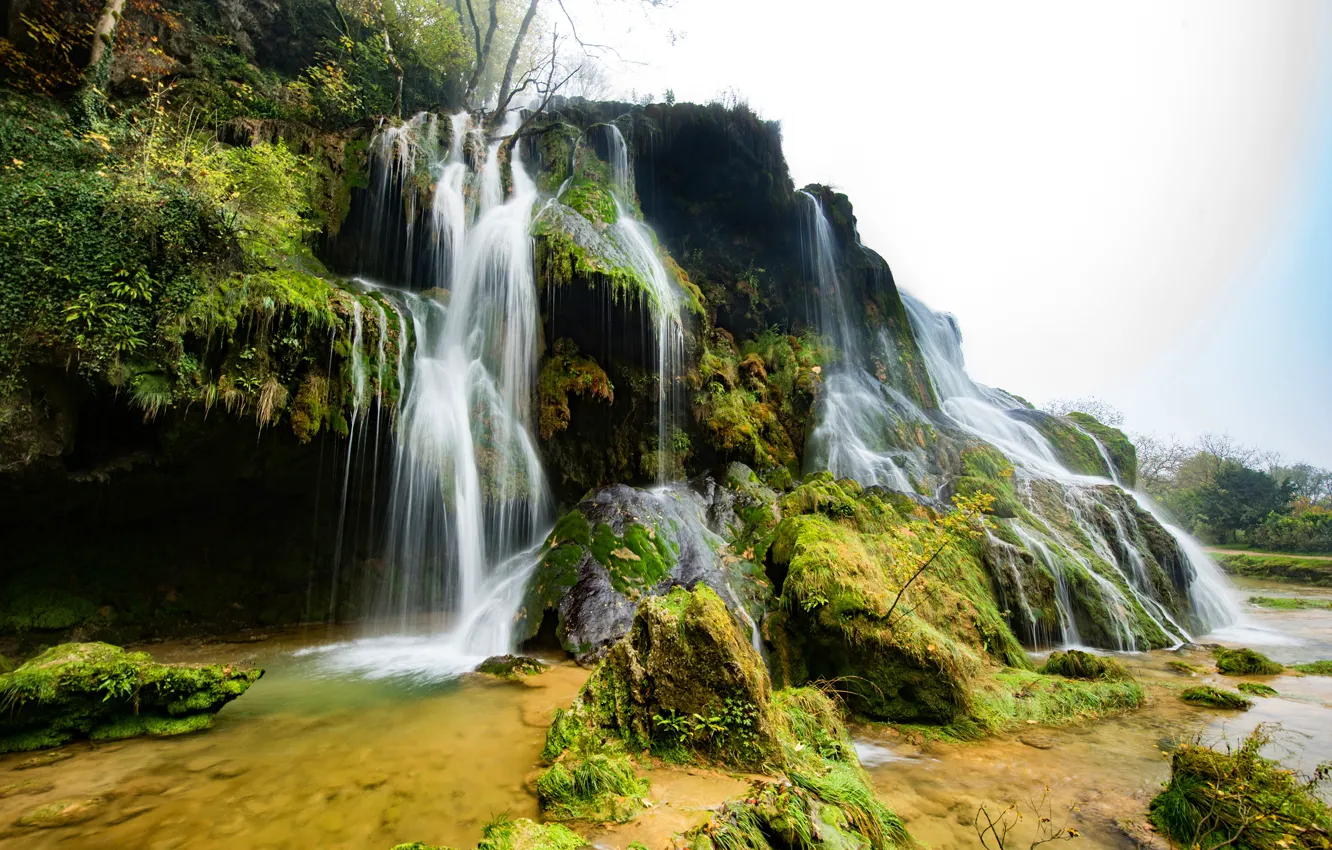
600,125,686,482
899,291,1242,647
793,190,1239,651
304,108,553,680
799,192,916,491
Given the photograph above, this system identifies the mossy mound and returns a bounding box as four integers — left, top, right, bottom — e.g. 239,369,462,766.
536,750,649,823
1248,596,1332,610
474,655,547,680
1214,648,1283,676
1038,649,1133,682
391,815,589,850
0,642,262,752
1167,660,1206,677
1067,412,1138,487
1214,553,1332,587
1180,686,1252,710
1237,682,1278,698
1150,728,1331,850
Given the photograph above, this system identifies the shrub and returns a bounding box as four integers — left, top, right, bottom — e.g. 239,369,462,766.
1150,725,1332,850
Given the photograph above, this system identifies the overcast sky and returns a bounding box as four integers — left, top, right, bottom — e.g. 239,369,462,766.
563,0,1332,466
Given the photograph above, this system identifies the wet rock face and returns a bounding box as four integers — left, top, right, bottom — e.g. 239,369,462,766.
519,480,756,665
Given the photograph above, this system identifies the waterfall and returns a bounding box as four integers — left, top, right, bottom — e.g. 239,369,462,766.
601,125,686,482
304,108,552,680
900,290,1241,644
798,192,915,491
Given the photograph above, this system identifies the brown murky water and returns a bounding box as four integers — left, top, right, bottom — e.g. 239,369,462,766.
1,576,1329,849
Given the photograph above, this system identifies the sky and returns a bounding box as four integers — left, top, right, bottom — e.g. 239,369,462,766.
563,0,1332,467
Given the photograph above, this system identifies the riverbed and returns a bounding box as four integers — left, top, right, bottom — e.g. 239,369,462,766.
1,576,1328,849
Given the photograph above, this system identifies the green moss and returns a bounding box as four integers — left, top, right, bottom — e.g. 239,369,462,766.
1214,648,1283,676
1180,686,1252,710
538,338,613,441
588,521,677,596
1067,412,1138,486
956,445,1022,518
1038,649,1133,682
1236,682,1277,698
0,642,262,753
1150,727,1331,850
476,817,588,850
1292,660,1332,676
537,750,649,823
963,669,1144,736
1028,413,1113,478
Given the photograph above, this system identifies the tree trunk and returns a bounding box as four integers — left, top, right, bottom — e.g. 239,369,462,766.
86,0,127,71
464,0,499,104
373,2,404,118
493,0,540,116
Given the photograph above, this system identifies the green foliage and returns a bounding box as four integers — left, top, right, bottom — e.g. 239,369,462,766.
0,642,262,752
475,816,587,850
1149,726,1332,850
1292,661,1332,676
1214,648,1283,676
1038,649,1133,682
1180,686,1252,711
692,328,829,474
1252,505,1332,554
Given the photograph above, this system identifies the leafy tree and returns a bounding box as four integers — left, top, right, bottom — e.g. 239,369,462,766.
1193,461,1293,543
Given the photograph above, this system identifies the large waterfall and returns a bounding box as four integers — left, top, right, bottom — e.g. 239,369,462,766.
304,109,553,679
798,193,1241,651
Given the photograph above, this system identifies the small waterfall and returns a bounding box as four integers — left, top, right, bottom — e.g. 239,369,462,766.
602,125,686,482
798,191,914,491
309,107,552,679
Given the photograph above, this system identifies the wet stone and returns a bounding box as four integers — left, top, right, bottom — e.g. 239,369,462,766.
1020,734,1056,750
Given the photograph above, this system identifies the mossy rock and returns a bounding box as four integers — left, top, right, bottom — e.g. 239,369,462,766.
0,642,262,753
536,751,648,823
475,655,547,680
1214,648,1283,676
1067,413,1137,486
1180,685,1252,710
544,586,782,772
1039,649,1133,682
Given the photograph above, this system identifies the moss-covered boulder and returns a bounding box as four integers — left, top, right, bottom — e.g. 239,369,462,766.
474,655,547,680
0,642,262,752
545,586,781,773
516,483,762,664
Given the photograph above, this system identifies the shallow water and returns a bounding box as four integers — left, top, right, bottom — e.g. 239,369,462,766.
2,577,1329,848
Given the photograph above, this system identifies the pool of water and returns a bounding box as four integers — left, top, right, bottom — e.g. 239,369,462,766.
1,576,1328,849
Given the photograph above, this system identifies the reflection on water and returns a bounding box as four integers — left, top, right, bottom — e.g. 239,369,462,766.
2,575,1329,849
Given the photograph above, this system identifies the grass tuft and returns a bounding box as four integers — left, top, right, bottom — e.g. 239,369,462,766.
1214,648,1283,676
1180,686,1252,710
1039,649,1133,682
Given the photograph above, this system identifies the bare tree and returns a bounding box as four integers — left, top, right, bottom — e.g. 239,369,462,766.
1041,396,1124,428
1133,432,1193,494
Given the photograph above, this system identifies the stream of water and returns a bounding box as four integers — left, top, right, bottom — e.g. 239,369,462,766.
2,578,1327,848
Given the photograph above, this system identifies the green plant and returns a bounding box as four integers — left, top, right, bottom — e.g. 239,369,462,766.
1237,682,1277,698
1180,686,1252,711
1214,648,1283,676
